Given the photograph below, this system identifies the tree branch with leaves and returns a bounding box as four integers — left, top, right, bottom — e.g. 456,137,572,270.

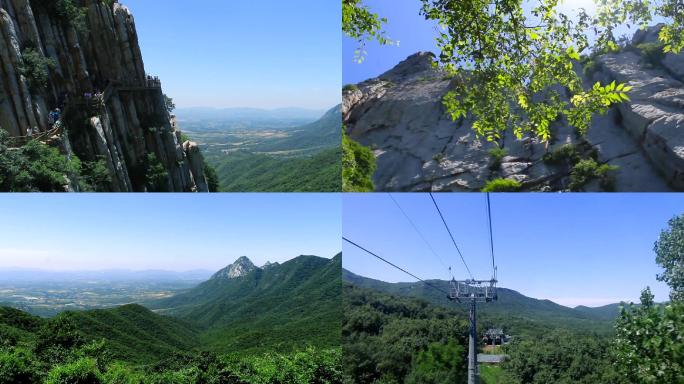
421,0,632,143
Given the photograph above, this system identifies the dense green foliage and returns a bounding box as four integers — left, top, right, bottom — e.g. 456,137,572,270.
343,283,468,383
209,147,341,192
64,305,200,364
500,330,615,384
482,178,522,192
0,315,342,384
342,131,376,192
0,131,74,192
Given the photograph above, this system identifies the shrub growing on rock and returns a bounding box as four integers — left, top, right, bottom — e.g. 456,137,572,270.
482,178,522,192
569,158,618,191
20,48,56,92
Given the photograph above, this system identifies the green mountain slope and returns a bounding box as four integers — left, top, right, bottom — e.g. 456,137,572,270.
343,269,615,333
153,254,342,353
210,146,341,192
63,304,200,363
252,105,341,154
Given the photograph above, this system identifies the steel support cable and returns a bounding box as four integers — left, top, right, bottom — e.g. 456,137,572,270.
342,237,451,297
429,193,475,280
388,193,450,271
486,193,496,280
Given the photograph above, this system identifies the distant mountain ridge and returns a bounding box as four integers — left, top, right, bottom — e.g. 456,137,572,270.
151,254,342,352
343,269,621,329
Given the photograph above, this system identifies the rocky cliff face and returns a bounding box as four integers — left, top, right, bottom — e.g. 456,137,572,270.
343,26,684,192
0,0,208,191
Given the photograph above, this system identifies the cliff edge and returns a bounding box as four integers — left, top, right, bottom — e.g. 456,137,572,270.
0,0,208,191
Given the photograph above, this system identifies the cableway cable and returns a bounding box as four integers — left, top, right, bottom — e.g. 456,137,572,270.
429,193,474,280
486,193,496,280
388,193,450,271
343,237,451,297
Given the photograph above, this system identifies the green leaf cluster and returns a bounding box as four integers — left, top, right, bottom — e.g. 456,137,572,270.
19,48,56,92
342,0,392,62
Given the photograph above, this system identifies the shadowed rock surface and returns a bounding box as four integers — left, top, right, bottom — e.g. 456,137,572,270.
0,0,208,191
343,27,683,192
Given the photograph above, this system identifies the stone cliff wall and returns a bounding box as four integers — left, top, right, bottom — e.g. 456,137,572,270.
0,0,208,191
343,27,684,192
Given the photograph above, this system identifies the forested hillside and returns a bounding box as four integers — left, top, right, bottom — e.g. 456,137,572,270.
0,255,344,383
344,269,616,333
342,213,684,383
153,254,342,353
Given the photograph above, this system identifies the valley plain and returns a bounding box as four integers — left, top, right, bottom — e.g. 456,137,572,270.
181,106,342,192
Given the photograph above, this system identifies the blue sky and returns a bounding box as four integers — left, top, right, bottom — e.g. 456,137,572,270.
124,0,341,110
0,194,341,272
343,0,659,84
343,193,681,307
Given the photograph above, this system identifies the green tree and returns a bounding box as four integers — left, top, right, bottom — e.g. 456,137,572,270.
342,130,376,192
163,94,176,114
614,288,684,383
654,214,684,301
420,0,631,143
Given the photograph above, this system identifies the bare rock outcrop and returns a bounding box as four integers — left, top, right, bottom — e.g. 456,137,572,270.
0,0,208,191
344,29,682,192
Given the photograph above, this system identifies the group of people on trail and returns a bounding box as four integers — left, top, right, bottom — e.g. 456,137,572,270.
48,108,61,128
146,75,161,87
26,108,61,138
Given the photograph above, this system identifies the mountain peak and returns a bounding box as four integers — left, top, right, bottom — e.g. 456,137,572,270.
379,51,437,82
212,257,257,279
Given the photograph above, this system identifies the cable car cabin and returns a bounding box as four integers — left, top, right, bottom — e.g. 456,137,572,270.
483,329,510,346
449,279,498,302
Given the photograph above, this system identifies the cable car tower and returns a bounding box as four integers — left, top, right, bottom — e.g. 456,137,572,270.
443,194,499,384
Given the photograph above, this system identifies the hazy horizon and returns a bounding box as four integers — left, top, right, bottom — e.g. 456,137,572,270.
0,194,341,272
